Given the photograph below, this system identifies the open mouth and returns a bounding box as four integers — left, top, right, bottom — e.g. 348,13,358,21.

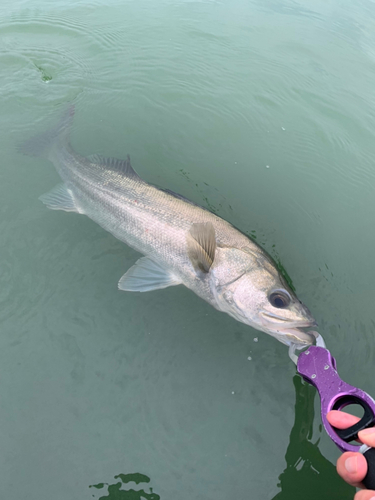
275,326,318,345
261,311,317,329
260,311,318,345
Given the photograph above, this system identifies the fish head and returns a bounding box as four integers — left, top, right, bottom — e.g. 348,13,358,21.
210,247,317,346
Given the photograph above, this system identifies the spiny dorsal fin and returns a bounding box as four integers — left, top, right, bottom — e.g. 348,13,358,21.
88,154,141,181
187,222,216,273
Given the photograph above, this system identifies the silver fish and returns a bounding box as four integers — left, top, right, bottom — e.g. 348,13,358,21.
25,106,317,348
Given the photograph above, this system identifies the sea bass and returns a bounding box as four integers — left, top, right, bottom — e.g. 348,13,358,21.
25,106,317,348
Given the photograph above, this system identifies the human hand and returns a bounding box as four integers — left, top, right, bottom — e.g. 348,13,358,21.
327,410,375,499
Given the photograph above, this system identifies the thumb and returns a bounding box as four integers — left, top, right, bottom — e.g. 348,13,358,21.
337,452,368,488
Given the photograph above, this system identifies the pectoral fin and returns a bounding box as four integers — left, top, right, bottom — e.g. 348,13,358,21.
39,183,81,213
118,257,181,292
186,222,216,273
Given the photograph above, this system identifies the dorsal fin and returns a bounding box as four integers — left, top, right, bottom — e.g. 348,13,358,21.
162,188,199,207
88,154,141,181
186,222,216,273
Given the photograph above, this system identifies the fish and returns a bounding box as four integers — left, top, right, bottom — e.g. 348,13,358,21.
23,106,317,349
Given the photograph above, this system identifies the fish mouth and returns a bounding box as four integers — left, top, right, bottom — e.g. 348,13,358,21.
274,326,317,346
260,311,318,345
260,311,317,329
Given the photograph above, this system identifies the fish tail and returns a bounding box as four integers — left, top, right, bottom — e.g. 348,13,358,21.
18,104,75,158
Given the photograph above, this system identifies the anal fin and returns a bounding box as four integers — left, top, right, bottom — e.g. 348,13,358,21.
39,183,80,213
118,257,181,292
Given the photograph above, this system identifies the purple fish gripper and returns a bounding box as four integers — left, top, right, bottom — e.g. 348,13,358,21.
288,332,375,489
297,345,375,453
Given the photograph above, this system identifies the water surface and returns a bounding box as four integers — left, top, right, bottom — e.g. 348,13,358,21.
1,0,375,498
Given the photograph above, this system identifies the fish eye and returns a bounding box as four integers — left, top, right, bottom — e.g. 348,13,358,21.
269,290,291,309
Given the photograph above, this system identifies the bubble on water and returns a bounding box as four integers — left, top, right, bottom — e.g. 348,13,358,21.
266,165,270,169
281,127,286,131
231,391,235,395
247,356,252,361
253,337,258,342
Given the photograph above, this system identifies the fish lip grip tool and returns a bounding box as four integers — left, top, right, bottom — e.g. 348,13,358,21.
296,341,375,489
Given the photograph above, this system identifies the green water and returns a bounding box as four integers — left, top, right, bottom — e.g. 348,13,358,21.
1,0,375,498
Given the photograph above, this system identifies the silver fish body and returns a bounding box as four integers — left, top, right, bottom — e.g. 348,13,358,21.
30,107,317,347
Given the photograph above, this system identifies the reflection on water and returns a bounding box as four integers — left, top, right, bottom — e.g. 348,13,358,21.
90,473,160,500
273,376,355,499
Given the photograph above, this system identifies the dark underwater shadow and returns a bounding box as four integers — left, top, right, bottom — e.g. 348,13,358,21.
89,473,160,500
89,376,355,500
272,375,355,500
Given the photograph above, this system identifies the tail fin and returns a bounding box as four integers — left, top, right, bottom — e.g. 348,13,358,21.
19,105,75,158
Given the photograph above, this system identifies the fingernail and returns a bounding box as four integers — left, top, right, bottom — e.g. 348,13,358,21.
359,427,375,436
345,456,358,474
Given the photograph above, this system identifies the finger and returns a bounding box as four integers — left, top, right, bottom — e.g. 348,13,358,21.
354,490,375,500
337,452,367,488
327,410,360,429
359,428,375,448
